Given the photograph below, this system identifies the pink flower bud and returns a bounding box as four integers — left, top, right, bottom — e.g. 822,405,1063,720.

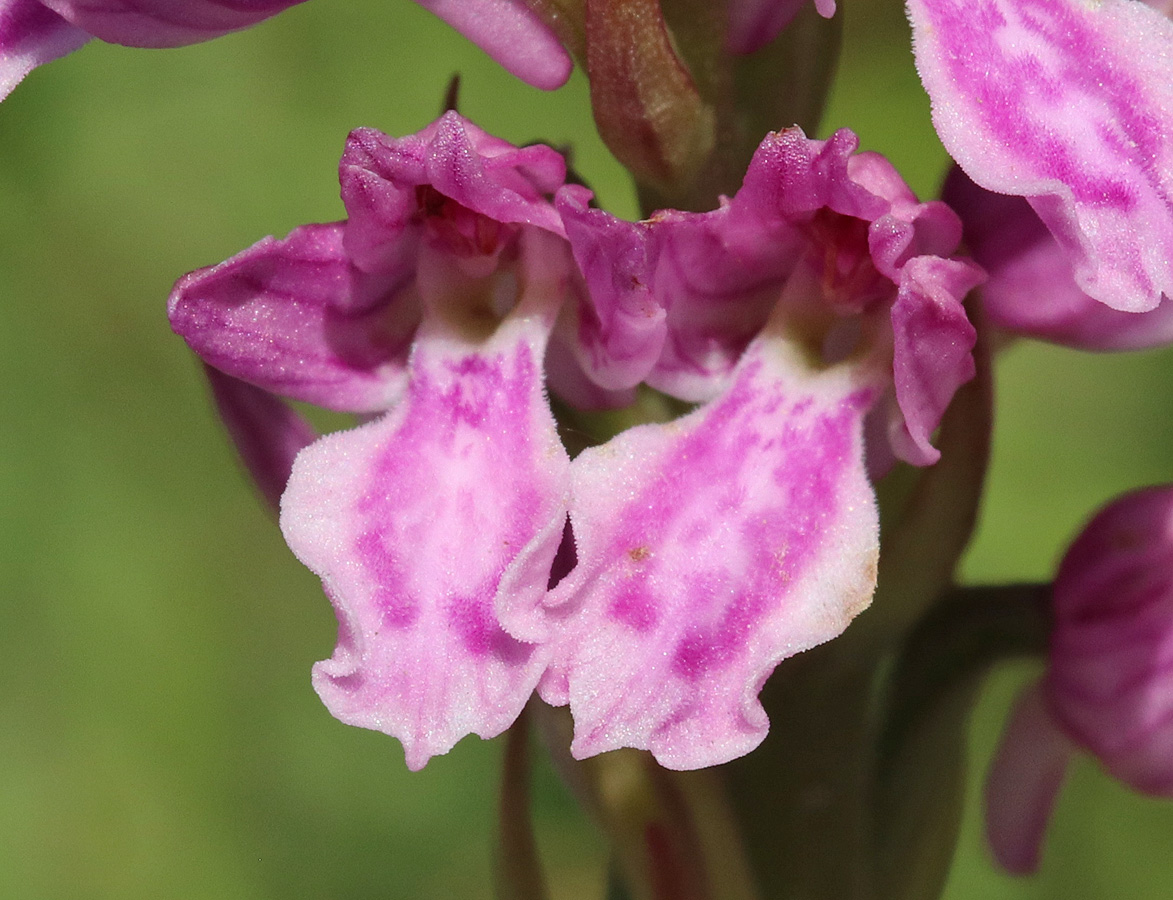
986,486,1173,873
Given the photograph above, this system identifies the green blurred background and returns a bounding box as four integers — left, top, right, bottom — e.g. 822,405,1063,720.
2,0,1172,896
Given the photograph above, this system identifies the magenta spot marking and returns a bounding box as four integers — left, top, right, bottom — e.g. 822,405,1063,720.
653,376,861,680
448,593,535,664
608,583,659,632
346,339,547,661
355,530,420,628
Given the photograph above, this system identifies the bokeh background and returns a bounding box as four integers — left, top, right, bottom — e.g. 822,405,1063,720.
3,0,1173,896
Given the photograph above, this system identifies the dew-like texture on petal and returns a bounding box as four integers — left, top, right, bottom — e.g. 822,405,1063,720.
984,682,1075,875
540,336,879,769
39,0,301,46
1047,486,1173,795
169,222,416,414
888,255,981,465
203,365,317,511
0,0,88,101
726,0,836,55
909,0,1173,311
282,312,570,770
340,112,566,279
417,0,571,90
943,167,1173,349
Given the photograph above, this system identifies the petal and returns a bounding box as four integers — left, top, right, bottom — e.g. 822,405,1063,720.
726,0,836,55
734,128,889,226
39,0,301,47
281,250,570,770
645,206,793,403
888,255,982,466
943,167,1173,350
1048,485,1173,795
416,0,572,90
541,329,881,769
0,0,88,102
908,0,1173,311
203,365,317,511
556,188,667,394
984,682,1074,876
341,112,567,276
168,222,417,413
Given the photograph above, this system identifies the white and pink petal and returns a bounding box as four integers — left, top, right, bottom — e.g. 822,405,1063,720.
540,330,881,769
281,267,570,770
909,0,1173,312
943,168,1173,349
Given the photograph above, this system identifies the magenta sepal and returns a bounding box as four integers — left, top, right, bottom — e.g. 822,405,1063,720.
887,255,982,465
1048,486,1173,795
909,0,1173,312
416,0,572,90
984,683,1076,875
553,188,667,395
281,231,571,770
985,486,1173,873
0,0,88,101
203,365,317,511
537,324,882,770
36,0,300,46
169,221,417,414
943,168,1173,350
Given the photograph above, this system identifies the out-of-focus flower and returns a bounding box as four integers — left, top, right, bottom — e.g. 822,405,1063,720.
985,486,1173,874
908,0,1173,314
942,167,1173,350
725,0,836,54
170,115,981,772
0,0,571,102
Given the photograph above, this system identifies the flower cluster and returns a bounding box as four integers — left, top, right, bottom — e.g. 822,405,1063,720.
169,111,981,770
12,0,1173,889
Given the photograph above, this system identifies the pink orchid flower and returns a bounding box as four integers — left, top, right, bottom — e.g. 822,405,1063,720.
0,0,570,102
908,0,1173,323
985,486,1173,874
170,114,981,771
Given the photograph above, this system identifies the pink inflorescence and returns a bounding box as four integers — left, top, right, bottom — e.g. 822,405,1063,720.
169,111,981,771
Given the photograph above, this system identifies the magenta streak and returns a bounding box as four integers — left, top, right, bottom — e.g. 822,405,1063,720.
351,343,543,660
930,0,1161,207
595,358,870,682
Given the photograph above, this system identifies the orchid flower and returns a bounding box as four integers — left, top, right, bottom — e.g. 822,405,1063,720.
984,486,1173,874
0,0,571,103
539,127,982,768
908,0,1173,320
170,113,981,772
